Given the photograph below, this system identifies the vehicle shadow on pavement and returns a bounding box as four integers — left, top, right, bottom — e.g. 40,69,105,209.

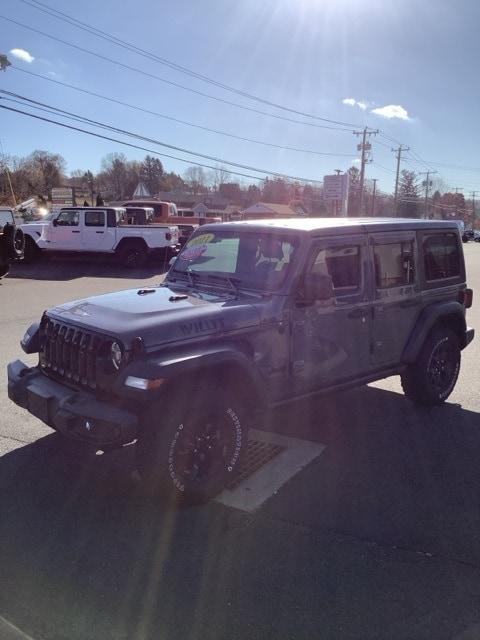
2,386,480,639
263,384,480,564
6,257,168,281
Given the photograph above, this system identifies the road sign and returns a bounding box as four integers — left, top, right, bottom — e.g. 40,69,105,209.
323,174,349,201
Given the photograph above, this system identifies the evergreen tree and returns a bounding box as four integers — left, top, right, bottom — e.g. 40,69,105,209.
397,170,420,218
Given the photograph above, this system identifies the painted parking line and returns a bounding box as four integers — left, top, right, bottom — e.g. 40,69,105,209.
0,615,37,640
216,428,326,513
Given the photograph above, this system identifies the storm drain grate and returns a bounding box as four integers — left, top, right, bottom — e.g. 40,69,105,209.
228,439,284,490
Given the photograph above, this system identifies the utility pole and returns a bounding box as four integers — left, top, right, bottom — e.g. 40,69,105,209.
470,191,477,229
419,170,438,219
453,187,463,221
354,127,378,216
392,145,409,216
371,179,378,216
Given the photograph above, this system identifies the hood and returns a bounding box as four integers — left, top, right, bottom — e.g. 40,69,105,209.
47,284,262,348
21,222,49,238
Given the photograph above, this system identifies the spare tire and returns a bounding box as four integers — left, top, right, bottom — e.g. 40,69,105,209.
3,225,25,260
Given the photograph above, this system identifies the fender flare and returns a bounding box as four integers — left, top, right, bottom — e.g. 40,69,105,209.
402,301,467,363
114,237,149,253
115,346,265,407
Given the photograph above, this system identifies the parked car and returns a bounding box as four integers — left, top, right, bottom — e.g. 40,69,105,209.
462,229,475,242
0,207,24,277
8,218,474,503
121,199,222,244
124,207,155,225
21,206,180,268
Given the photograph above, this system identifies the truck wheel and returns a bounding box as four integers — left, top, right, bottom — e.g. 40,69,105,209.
118,245,147,269
401,328,460,405
136,390,248,504
23,235,41,263
3,225,25,260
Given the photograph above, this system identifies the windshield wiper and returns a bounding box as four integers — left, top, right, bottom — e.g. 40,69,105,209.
204,273,242,293
169,269,202,287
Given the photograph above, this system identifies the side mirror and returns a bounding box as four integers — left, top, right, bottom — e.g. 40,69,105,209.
303,272,334,302
168,256,177,268
52,218,58,227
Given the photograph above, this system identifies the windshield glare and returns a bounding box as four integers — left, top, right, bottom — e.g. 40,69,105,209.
171,230,297,291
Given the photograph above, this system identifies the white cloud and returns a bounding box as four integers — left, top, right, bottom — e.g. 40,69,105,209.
343,97,369,111
9,48,35,63
371,104,410,120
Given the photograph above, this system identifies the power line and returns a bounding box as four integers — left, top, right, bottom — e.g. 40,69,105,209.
371,162,396,174
0,101,325,185
0,90,327,182
8,67,357,158
18,0,363,128
0,14,358,133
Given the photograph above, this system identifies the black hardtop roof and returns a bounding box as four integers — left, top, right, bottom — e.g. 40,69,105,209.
199,217,460,235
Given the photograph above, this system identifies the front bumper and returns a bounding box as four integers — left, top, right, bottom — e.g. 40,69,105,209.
464,327,475,349
8,359,138,446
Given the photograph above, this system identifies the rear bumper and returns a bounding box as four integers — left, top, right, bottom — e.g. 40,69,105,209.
8,359,138,446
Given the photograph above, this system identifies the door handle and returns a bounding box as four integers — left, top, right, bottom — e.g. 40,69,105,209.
72,230,80,233
95,231,104,234
348,308,367,319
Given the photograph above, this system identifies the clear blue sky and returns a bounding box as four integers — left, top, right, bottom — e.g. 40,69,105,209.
1,0,480,194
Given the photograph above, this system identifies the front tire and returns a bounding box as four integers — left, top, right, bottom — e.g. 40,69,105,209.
23,235,41,263
2,226,25,260
401,328,460,406
136,390,248,504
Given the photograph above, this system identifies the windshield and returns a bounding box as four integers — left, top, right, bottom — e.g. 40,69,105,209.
0,210,14,227
170,229,297,291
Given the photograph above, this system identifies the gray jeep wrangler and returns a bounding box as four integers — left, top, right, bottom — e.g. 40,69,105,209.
0,208,24,277
8,218,474,502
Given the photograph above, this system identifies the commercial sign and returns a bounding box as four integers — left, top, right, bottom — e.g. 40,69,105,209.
51,186,74,207
323,174,349,201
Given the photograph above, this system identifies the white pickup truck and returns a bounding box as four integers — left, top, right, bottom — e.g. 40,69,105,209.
21,207,180,268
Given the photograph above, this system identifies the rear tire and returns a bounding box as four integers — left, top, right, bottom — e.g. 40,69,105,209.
118,244,147,269
136,389,248,504
401,328,460,405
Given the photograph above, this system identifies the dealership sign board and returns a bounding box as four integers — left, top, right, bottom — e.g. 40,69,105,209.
323,174,349,201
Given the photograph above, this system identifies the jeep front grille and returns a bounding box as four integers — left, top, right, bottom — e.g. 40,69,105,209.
39,318,103,390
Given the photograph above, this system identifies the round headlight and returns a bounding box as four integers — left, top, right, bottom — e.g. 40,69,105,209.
110,341,123,370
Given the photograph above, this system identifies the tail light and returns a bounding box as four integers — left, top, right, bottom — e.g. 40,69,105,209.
165,232,172,241
460,288,473,309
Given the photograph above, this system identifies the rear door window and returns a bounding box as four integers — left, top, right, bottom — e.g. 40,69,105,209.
84,211,105,227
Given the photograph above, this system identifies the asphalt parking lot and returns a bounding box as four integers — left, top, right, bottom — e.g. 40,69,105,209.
2,247,480,640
